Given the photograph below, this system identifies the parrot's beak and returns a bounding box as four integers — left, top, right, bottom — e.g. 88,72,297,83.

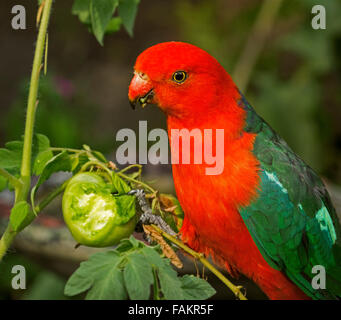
128,72,154,110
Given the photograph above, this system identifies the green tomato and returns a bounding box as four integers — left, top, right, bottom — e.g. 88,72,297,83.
62,172,137,247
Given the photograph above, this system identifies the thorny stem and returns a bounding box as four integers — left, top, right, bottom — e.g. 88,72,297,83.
0,0,53,262
151,225,248,300
20,0,53,200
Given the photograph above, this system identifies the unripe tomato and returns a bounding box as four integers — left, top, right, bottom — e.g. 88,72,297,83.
62,172,137,247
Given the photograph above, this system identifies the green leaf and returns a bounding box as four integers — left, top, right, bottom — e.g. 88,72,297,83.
78,11,91,24
115,236,143,253
9,201,35,232
33,149,54,175
70,153,89,173
112,172,130,194
140,245,165,269
105,17,122,34
72,0,92,25
91,150,108,163
114,194,136,224
0,141,23,173
65,237,216,300
118,0,140,36
33,133,51,152
90,0,118,45
157,259,184,300
124,252,153,299
65,251,127,299
180,275,216,300
127,234,141,248
31,151,72,213
0,134,52,190
116,239,134,253
72,0,91,14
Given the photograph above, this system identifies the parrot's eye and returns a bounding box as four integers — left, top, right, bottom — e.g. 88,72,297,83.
172,71,187,84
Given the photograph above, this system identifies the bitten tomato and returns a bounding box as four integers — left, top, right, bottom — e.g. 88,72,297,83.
62,172,137,247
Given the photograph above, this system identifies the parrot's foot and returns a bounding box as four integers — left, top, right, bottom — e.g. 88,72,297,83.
128,189,178,237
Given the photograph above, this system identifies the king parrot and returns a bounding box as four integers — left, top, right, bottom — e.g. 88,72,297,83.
128,42,341,300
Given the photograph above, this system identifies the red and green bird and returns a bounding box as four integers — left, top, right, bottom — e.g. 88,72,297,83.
128,42,341,300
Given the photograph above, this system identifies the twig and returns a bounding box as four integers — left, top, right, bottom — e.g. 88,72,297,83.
118,172,156,194
34,179,70,213
150,224,247,300
143,224,183,268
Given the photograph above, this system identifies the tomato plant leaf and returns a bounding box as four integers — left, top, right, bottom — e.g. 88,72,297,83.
105,17,122,34
90,0,118,45
65,237,215,300
85,269,127,300
33,149,54,176
0,134,52,190
72,0,91,15
140,245,165,269
72,0,92,26
116,239,134,253
33,133,51,152
157,259,184,300
65,251,127,299
9,201,35,232
180,275,216,300
112,172,130,194
118,0,140,36
70,153,89,173
114,194,136,224
124,251,154,299
91,150,107,163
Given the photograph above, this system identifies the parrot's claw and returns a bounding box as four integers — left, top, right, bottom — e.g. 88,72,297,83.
128,189,178,237
140,211,178,237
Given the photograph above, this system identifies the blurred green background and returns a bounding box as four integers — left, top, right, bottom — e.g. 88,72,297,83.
0,0,340,300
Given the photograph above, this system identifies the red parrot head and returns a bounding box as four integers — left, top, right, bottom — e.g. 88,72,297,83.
128,42,236,118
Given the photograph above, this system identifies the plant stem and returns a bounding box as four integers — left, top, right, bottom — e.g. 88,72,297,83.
0,0,53,262
34,179,70,213
50,147,83,153
0,227,16,261
119,164,142,175
151,224,247,300
118,172,156,194
0,179,68,262
20,0,53,200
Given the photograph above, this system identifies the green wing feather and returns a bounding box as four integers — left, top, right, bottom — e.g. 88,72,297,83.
237,94,341,299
